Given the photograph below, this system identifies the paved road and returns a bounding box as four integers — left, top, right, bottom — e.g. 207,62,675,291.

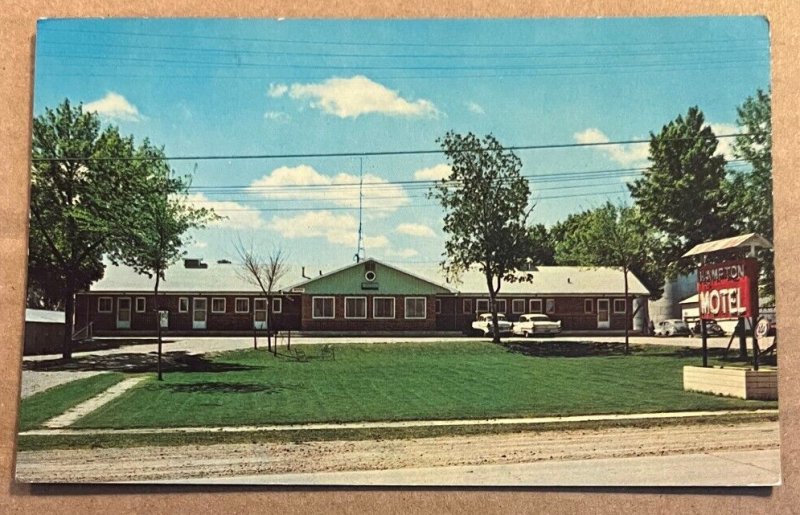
24,334,736,362
150,449,781,487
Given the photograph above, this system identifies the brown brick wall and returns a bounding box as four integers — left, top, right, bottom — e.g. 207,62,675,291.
434,295,635,332
77,293,301,333
301,295,437,332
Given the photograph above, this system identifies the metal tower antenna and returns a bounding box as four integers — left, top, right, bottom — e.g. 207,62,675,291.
354,157,366,262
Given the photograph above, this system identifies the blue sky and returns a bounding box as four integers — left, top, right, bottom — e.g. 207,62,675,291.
33,17,770,270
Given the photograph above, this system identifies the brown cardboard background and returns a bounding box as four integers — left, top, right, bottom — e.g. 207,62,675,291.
0,2,796,512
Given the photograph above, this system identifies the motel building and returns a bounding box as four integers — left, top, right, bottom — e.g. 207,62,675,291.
74,258,651,336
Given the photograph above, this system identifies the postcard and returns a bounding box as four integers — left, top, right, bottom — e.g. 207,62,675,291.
16,17,778,486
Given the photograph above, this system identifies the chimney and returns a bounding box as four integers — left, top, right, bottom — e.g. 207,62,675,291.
302,266,311,280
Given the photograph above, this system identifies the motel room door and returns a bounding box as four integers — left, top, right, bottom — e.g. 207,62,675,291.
597,299,610,329
253,298,268,330
193,298,207,330
116,297,131,329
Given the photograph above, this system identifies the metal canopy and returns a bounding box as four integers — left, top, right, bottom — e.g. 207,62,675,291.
681,233,773,258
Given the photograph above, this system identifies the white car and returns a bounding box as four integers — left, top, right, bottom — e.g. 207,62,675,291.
472,313,514,336
513,313,562,337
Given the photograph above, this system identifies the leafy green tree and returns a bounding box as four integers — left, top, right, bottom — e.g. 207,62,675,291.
431,132,534,343
29,99,159,359
554,203,662,352
628,106,734,276
113,163,216,380
727,89,773,296
527,223,556,266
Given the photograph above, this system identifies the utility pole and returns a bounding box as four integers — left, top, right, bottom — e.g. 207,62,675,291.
354,157,366,263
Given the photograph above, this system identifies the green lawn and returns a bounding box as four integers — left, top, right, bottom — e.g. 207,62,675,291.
68,341,776,430
18,373,125,431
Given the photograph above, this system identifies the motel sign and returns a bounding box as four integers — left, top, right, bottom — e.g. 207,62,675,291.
697,259,759,320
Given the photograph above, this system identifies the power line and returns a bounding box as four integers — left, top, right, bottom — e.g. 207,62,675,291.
42,27,769,50
36,37,768,61
203,188,630,212
36,51,767,73
31,134,756,163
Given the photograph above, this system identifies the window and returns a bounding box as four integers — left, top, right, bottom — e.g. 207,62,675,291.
373,297,395,319
405,297,427,319
476,299,490,313
545,299,556,314
235,298,249,313
435,299,442,314
529,299,542,313
345,297,367,319
98,297,112,313
512,299,526,314
272,298,282,314
614,299,627,314
178,297,189,313
496,299,507,313
463,299,473,314
312,297,335,319
584,299,593,314
211,297,226,313
135,297,146,313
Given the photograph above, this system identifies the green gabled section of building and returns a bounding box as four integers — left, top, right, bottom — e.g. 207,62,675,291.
291,259,454,295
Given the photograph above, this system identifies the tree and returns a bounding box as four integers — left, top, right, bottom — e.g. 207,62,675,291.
430,132,534,343
29,99,161,359
527,223,556,266
727,89,773,296
235,241,290,355
554,203,662,353
114,162,216,381
628,107,734,276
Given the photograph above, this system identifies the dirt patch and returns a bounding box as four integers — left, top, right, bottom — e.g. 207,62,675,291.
15,420,779,483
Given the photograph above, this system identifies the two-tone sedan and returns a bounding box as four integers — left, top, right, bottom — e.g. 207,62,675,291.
513,313,562,337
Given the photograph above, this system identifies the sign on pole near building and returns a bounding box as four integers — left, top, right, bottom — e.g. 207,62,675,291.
697,258,759,320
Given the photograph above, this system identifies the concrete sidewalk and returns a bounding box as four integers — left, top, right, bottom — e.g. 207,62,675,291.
169,449,779,486
24,334,736,363
19,408,778,437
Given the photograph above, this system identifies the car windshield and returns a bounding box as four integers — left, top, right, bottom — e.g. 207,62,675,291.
672,321,689,329
481,314,507,321
529,315,550,321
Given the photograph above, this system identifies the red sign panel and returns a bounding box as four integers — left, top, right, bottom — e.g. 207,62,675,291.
697,259,759,320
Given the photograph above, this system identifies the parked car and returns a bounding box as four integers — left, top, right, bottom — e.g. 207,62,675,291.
472,313,514,336
654,319,692,337
513,313,561,337
691,319,725,337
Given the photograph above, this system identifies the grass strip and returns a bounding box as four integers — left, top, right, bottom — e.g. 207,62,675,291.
16,412,777,452
72,342,778,430
18,373,127,432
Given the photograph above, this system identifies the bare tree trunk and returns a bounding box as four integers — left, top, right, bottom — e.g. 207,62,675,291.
155,274,163,381
267,295,272,353
623,266,630,354
62,271,76,360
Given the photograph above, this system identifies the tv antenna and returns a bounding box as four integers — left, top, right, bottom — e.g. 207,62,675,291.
354,157,366,263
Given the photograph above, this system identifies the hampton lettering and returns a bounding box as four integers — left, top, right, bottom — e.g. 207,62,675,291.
698,263,746,284
699,288,746,317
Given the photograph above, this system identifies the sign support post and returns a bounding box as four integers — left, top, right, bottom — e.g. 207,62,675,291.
700,318,708,367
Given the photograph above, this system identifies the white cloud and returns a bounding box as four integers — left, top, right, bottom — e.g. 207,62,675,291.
264,111,290,123
270,75,440,119
83,92,143,122
249,164,409,214
186,193,264,230
385,248,419,259
267,210,389,249
708,123,740,160
413,164,451,181
466,101,485,115
396,223,436,238
268,83,288,98
574,128,650,166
